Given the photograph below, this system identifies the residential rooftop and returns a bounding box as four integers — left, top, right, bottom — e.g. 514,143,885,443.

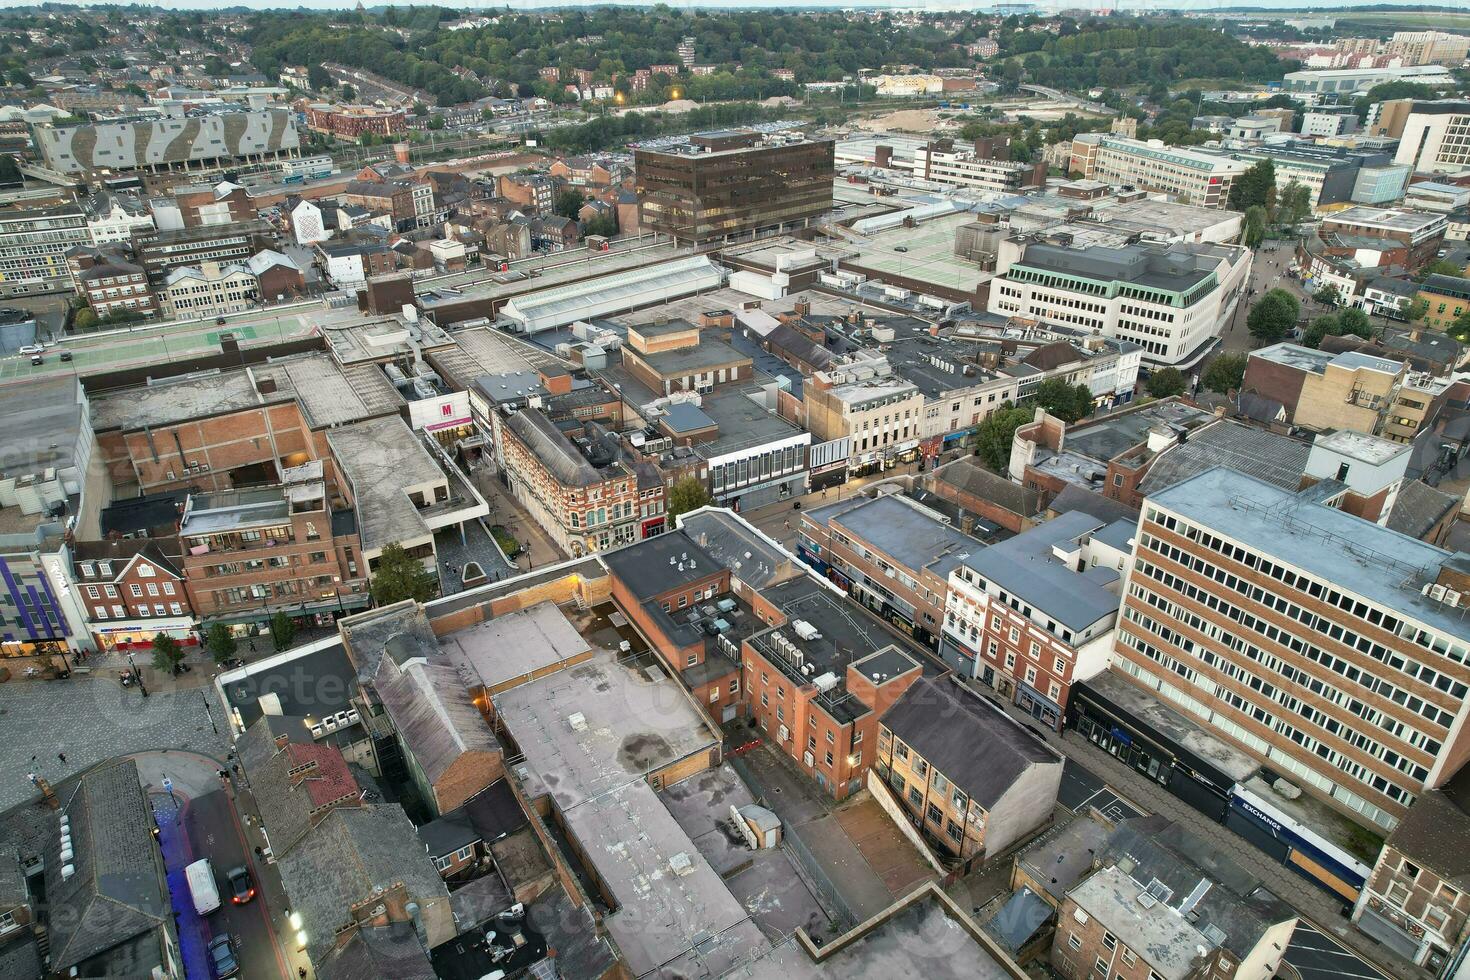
808,493,981,581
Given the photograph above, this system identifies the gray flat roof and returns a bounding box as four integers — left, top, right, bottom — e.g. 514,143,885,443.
1083,669,1259,781
960,511,1121,632
278,353,404,429
438,602,592,691
1148,466,1470,642
493,649,718,809
90,364,297,432
1069,866,1205,980
327,417,455,552
694,385,807,458
180,487,292,536
809,494,980,580
0,375,86,475
1249,342,1335,375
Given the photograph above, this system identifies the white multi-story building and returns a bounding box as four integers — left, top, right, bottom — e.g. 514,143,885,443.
1071,135,1247,209
912,143,1038,192
1284,65,1455,95
1393,102,1470,174
0,203,90,297
160,261,259,320
85,194,155,245
987,239,1251,368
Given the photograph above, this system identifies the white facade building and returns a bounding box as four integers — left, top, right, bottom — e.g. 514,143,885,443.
291,199,330,245
1074,136,1247,209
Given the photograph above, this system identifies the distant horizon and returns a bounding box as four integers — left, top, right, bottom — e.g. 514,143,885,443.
2,0,1463,12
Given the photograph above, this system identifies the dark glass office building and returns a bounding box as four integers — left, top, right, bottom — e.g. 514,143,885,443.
635,130,835,244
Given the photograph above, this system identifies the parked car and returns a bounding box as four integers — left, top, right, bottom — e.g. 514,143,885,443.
29,354,42,366
16,344,42,356
226,865,254,905
208,934,239,978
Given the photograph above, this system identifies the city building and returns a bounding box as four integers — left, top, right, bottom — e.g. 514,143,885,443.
494,408,663,556
1387,30,1470,66
797,493,978,648
0,202,89,297
134,220,276,288
1302,107,1361,138
178,469,370,630
71,540,193,652
1243,343,1448,443
305,103,407,139
802,373,926,473
913,138,1045,193
34,107,300,176
1069,135,1247,209
741,573,924,800
83,192,154,245
988,239,1251,367
1283,65,1455,95
1230,142,1406,208
1052,815,1297,980
1391,101,1470,174
635,130,835,244
942,510,1130,729
876,675,1063,869
72,257,157,319
1351,765,1470,972
1118,465,1470,831
159,260,259,320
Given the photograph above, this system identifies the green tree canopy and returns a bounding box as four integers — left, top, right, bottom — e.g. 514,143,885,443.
1276,180,1312,229
1242,205,1267,248
1034,378,1095,424
72,307,98,331
370,541,440,606
1247,288,1300,345
1146,367,1188,399
554,189,586,219
1201,353,1247,394
667,477,711,520
1418,258,1465,282
151,634,185,673
1313,283,1342,308
205,623,237,664
269,611,297,652
1302,307,1374,349
969,403,1032,472
307,63,333,90
1228,159,1276,213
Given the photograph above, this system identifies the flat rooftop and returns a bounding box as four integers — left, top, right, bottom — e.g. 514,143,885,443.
418,240,685,307
809,494,981,581
1314,429,1407,466
1249,342,1335,375
274,352,404,429
1149,466,1470,642
1069,866,1204,980
0,375,86,475
1064,400,1212,464
89,364,297,432
1083,669,1260,782
493,648,752,978
845,210,992,294
1326,206,1446,232
180,486,294,536
690,385,808,459
438,601,592,692
313,309,455,366
327,416,480,553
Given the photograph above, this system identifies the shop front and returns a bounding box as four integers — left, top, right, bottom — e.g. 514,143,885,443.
1067,674,1254,822
1227,783,1370,908
92,618,198,652
1015,679,1062,730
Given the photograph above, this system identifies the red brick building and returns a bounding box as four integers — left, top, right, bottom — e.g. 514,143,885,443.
306,104,407,139
72,540,195,651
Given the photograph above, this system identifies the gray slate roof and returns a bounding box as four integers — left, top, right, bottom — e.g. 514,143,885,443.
277,806,449,966
373,656,500,787
1138,420,1310,496
1387,480,1460,542
932,457,1045,518
959,510,1120,631
47,759,169,972
882,676,1061,809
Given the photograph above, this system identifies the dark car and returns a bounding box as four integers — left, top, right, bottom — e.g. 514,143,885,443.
226,865,254,904
209,934,239,978
215,316,227,325
58,350,72,362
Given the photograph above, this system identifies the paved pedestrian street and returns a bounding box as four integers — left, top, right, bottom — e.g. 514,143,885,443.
0,679,228,811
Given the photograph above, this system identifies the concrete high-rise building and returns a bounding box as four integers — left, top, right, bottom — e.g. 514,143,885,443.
1387,30,1470,67
1116,465,1470,832
0,202,89,297
1391,101,1470,174
34,107,299,177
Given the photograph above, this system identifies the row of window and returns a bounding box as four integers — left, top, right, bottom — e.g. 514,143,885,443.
84,581,177,600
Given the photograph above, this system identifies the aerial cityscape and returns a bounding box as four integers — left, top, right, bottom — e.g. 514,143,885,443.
3,3,1470,980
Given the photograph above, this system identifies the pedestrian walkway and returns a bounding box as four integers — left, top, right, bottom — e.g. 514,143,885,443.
961,679,1425,980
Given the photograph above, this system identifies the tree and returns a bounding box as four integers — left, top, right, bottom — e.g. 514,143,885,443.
369,541,439,606
1449,310,1470,343
585,214,618,238
1302,308,1374,348
1406,297,1430,323
1228,159,1276,213
667,477,711,519
340,83,357,102
1034,378,1095,424
1243,205,1267,248
1201,353,1247,394
269,612,296,652
1418,258,1464,282
72,307,98,331
1247,288,1300,345
205,623,237,664
307,63,333,90
969,403,1032,472
1313,283,1342,308
554,189,586,219
1277,180,1312,229
1146,367,1188,398
151,634,185,673
428,115,446,130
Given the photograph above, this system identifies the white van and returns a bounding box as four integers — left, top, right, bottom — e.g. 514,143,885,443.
185,858,220,915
